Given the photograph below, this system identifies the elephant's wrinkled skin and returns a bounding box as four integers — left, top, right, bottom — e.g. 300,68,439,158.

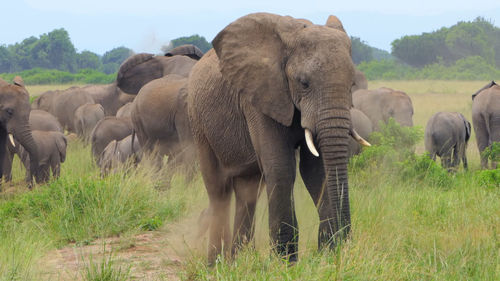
353,87,414,130
472,81,500,169
188,13,358,263
425,112,471,170
80,82,135,116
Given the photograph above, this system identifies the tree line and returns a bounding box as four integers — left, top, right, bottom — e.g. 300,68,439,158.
1,18,499,82
0,28,133,74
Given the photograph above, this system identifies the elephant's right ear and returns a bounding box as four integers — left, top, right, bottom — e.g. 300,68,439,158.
13,76,25,87
117,53,163,95
325,15,346,33
213,13,305,127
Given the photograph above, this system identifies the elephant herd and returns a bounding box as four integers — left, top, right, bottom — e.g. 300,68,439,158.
0,12,498,265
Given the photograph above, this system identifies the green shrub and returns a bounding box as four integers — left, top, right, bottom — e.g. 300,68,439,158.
398,153,452,188
481,142,500,163
0,68,115,85
475,169,500,188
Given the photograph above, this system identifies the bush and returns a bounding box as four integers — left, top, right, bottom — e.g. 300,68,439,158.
398,153,452,188
481,142,500,163
0,68,115,85
357,56,500,80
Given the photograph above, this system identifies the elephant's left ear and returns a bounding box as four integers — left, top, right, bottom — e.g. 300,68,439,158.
213,13,304,127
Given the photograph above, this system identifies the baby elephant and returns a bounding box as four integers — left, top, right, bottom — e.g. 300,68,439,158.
99,134,141,175
18,130,67,183
425,112,471,170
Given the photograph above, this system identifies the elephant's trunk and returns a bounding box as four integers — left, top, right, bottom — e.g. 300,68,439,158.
316,99,351,244
13,123,39,183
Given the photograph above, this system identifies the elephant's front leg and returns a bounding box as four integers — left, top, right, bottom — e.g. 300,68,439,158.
247,115,299,262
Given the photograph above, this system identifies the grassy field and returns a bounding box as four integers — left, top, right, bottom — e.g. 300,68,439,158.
0,81,499,280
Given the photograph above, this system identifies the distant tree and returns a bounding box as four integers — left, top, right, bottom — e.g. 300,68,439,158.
0,45,14,72
392,17,500,68
101,46,133,74
351,37,374,64
77,51,102,70
161,35,212,54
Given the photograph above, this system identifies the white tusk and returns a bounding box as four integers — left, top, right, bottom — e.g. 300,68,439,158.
305,129,319,157
8,134,15,147
351,129,371,147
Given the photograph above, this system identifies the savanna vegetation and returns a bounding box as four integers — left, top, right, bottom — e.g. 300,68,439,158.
0,81,498,280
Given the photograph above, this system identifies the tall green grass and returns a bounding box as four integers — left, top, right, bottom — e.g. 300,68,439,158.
0,140,189,280
184,122,500,280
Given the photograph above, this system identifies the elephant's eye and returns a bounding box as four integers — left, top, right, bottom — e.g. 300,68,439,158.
6,108,13,116
299,78,309,90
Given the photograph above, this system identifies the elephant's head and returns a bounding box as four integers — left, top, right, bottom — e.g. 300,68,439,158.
0,77,39,183
384,89,414,127
116,46,201,95
213,13,363,240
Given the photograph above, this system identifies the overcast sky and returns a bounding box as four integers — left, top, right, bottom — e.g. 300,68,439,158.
2,1,500,55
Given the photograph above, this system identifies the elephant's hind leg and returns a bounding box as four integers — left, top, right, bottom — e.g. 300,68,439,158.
473,113,490,168
232,174,261,255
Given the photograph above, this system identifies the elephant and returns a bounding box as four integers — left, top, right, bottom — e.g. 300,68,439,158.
18,130,67,183
353,87,414,130
3,109,62,182
116,102,133,119
116,44,202,95
98,133,141,175
32,89,60,112
74,103,105,142
29,110,63,133
0,76,39,188
186,13,369,264
425,112,471,170
33,86,95,132
472,81,500,169
90,116,133,162
130,74,194,173
80,82,135,116
348,108,373,157
351,69,368,94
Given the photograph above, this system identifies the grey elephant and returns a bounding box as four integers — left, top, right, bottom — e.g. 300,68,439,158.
130,75,194,172
33,86,95,132
472,81,500,169
74,103,105,142
351,69,368,94
115,102,133,119
353,87,414,130
80,82,135,116
115,46,203,173
425,112,471,170
0,77,40,188
90,116,133,162
187,13,369,263
18,130,67,183
116,44,202,95
348,108,373,157
3,109,62,182
99,133,141,175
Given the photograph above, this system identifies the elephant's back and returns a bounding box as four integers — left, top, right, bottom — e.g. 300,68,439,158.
29,110,63,132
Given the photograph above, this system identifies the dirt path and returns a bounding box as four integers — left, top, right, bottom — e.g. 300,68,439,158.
39,211,207,280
